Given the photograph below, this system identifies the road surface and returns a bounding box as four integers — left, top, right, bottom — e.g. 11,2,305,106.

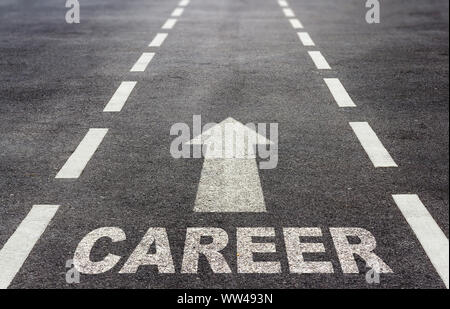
0,0,448,289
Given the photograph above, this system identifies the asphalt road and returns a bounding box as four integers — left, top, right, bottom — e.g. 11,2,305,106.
0,0,448,289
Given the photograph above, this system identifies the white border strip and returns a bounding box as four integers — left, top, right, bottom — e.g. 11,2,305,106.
393,194,449,288
349,122,397,167
104,81,137,112
56,129,108,179
0,205,60,289
308,51,331,70
297,32,315,46
130,52,155,72
149,33,168,47
171,8,184,17
324,78,356,107
283,8,295,17
162,18,177,30
289,19,303,29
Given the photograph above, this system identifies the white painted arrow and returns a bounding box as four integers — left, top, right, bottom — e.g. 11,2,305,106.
187,117,272,212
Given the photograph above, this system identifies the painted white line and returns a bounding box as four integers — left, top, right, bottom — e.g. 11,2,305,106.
308,51,331,70
149,33,168,47
171,7,184,17
103,81,137,112
278,0,288,7
179,0,190,6
162,18,177,30
188,118,271,212
297,32,315,46
56,129,108,179
283,8,295,17
392,194,449,289
289,18,303,29
324,78,356,107
349,122,397,168
130,52,155,72
0,204,59,289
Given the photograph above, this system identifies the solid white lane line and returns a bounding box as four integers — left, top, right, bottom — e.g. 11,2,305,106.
297,32,315,46
0,205,60,289
392,194,449,289
308,51,331,70
56,129,108,179
324,78,356,107
103,81,137,112
162,18,177,30
289,18,303,29
179,0,190,6
171,7,184,17
278,0,288,7
130,52,155,72
149,33,168,47
349,122,397,168
283,8,295,17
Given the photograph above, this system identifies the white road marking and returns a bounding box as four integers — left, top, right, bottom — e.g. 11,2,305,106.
0,205,59,289
278,0,288,7
308,51,331,70
392,194,449,289
130,52,155,72
181,228,231,273
187,118,272,212
330,228,392,273
237,228,281,273
194,159,266,212
171,7,184,17
289,18,303,29
103,81,137,112
56,129,108,179
162,18,177,30
283,8,295,17
284,228,334,273
178,0,190,6
149,33,168,47
120,228,175,274
349,122,397,168
74,227,126,275
297,32,315,46
324,78,356,107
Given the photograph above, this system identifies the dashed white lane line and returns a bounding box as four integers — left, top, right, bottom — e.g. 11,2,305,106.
324,78,356,107
349,122,397,168
282,8,295,17
392,194,449,289
149,33,168,47
278,0,288,7
308,51,331,70
171,7,184,17
297,32,315,46
130,52,155,72
56,129,108,179
289,18,303,29
162,18,177,30
103,81,137,112
178,0,190,6
0,205,60,289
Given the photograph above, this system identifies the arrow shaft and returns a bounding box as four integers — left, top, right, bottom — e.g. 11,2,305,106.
194,158,266,212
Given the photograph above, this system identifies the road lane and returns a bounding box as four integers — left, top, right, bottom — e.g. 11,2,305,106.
0,0,448,289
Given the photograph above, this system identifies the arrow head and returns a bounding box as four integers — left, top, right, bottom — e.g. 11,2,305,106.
186,117,273,159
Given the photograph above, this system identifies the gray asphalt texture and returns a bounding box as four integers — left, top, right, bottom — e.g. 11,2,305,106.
0,0,448,288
